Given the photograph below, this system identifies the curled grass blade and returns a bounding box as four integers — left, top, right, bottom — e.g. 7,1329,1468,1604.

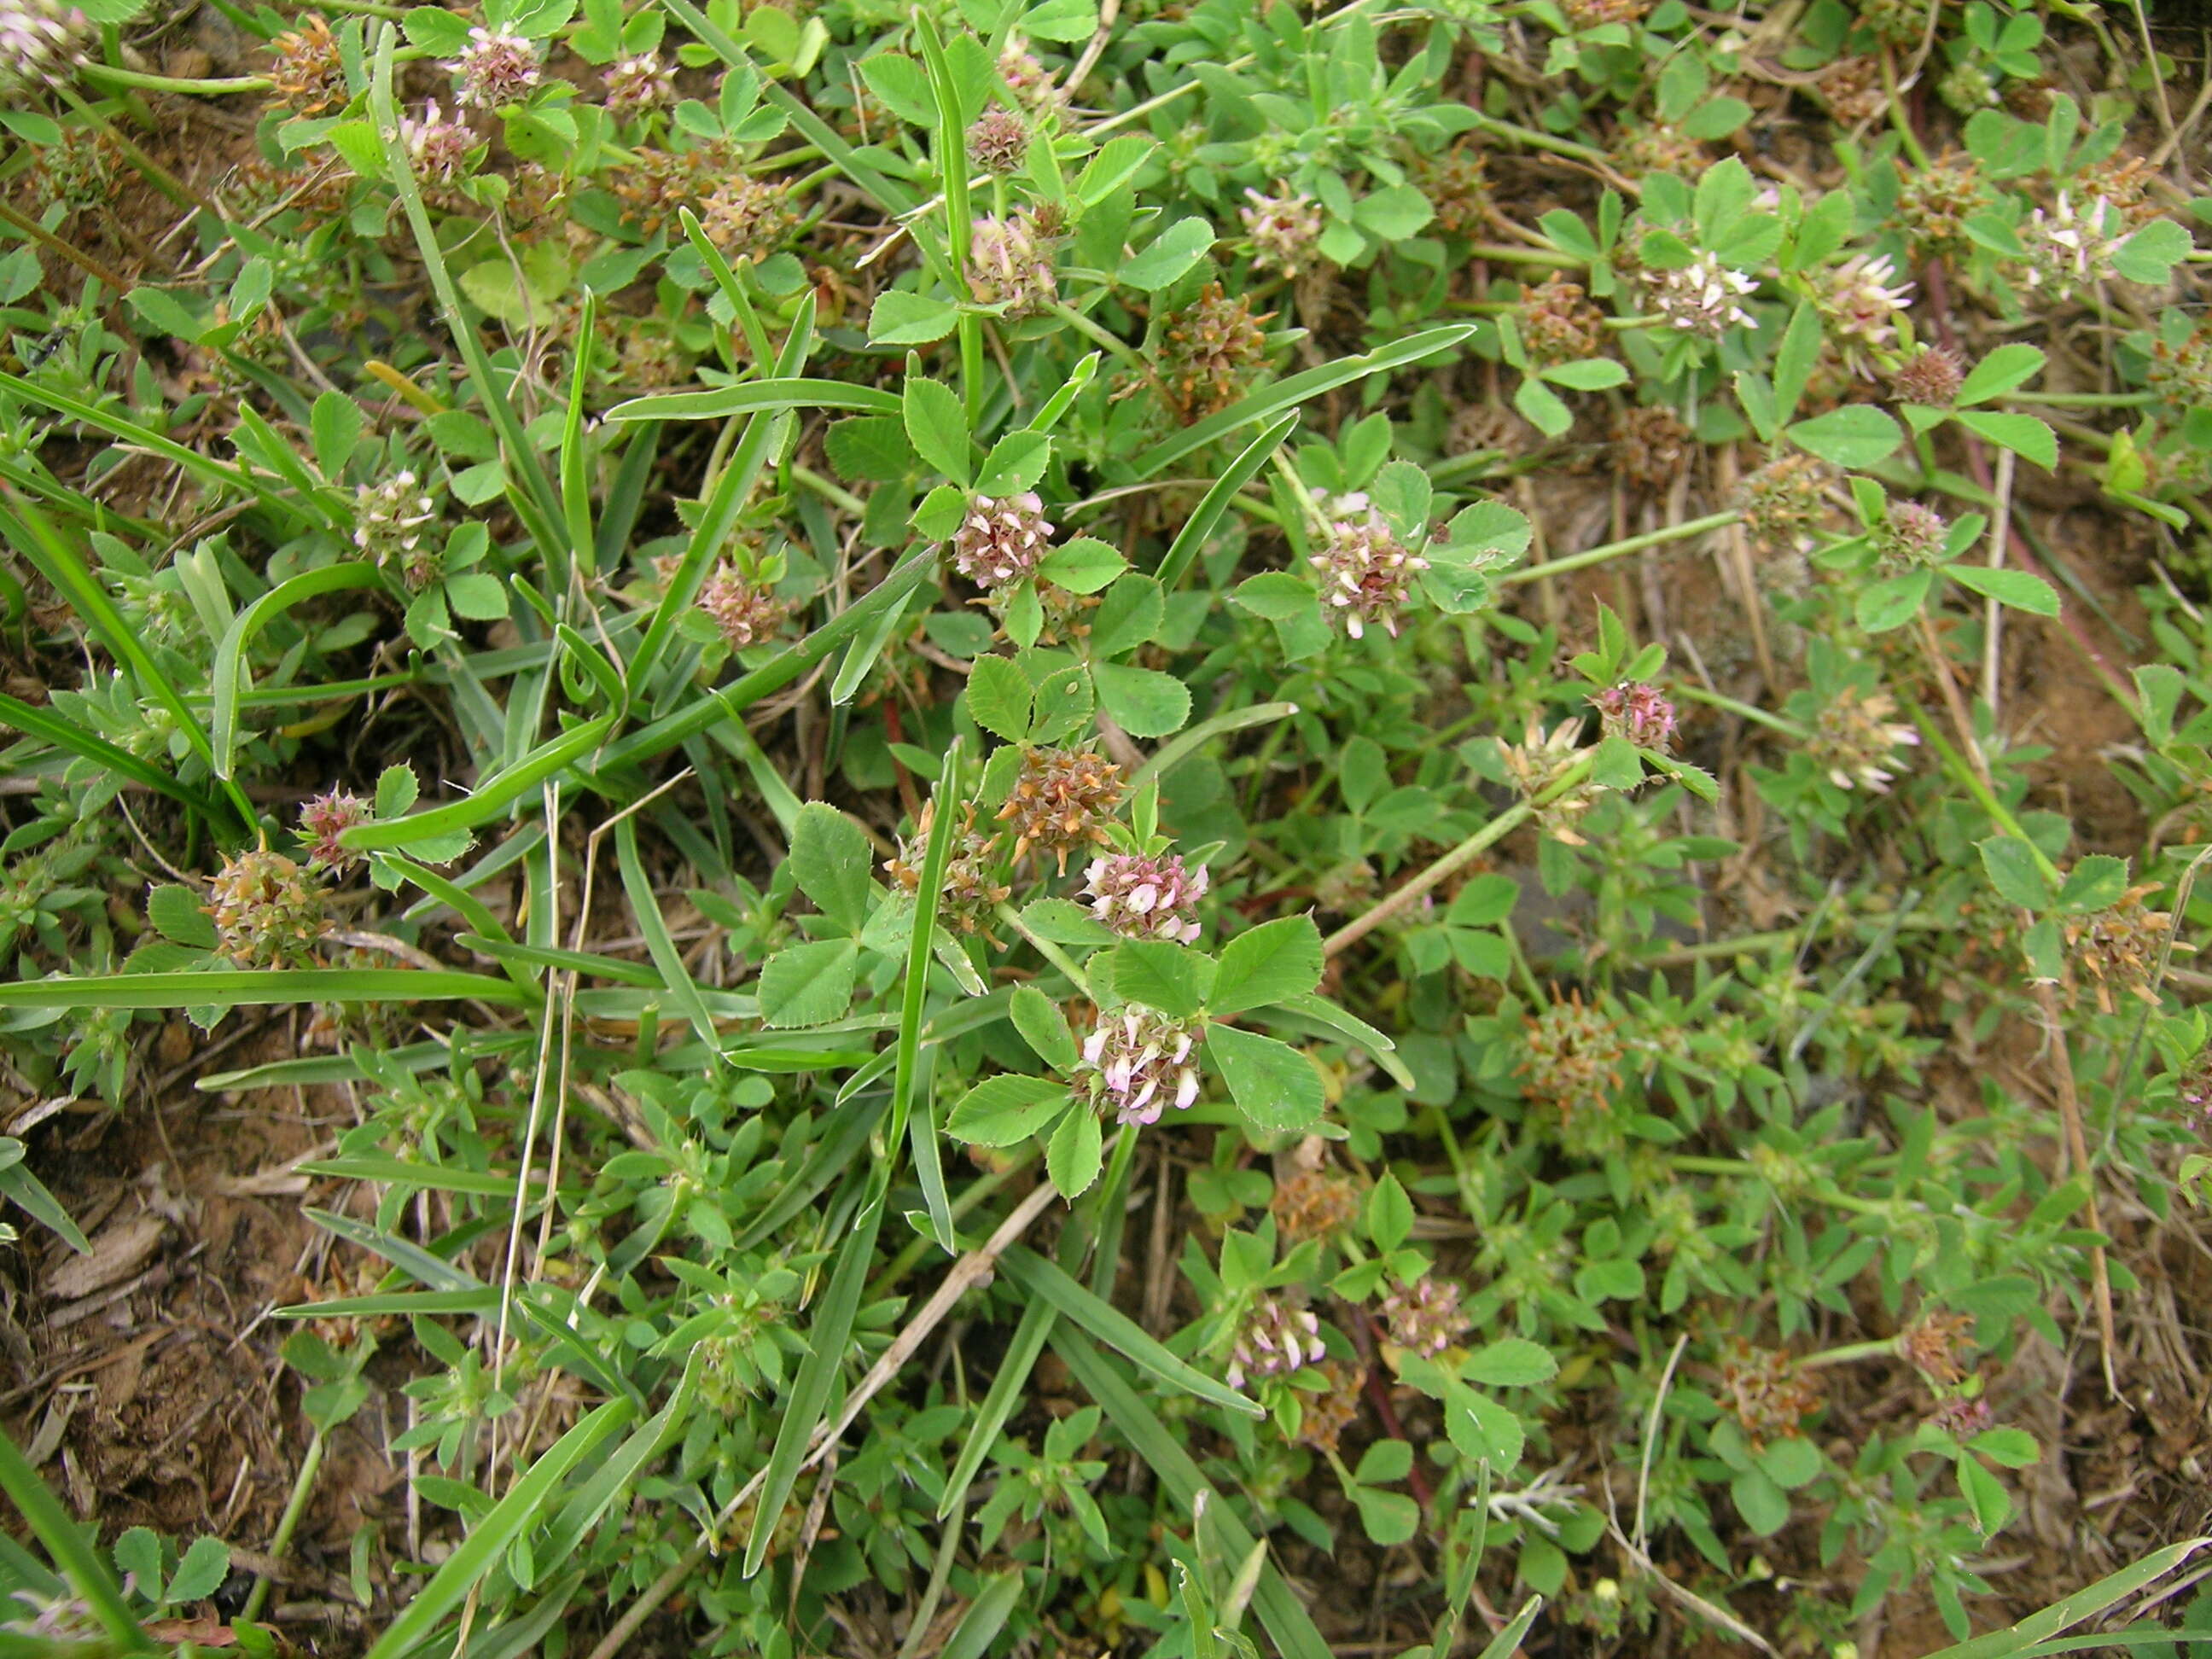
275,1289,501,1319
0,1155,90,1253
212,562,382,777
1052,1331,1328,1659
1132,323,1476,480
0,967,530,1010
360,1400,637,1659
561,288,598,576
1003,1246,1260,1417
457,934,665,987
1154,411,1296,591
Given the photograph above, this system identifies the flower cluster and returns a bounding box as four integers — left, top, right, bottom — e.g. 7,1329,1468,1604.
1240,186,1324,277
1810,686,1920,792
1292,1360,1364,1454
401,104,475,186
2061,884,2172,1011
1271,1167,1361,1242
884,801,1010,937
0,0,90,102
1590,682,1678,751
1737,451,1833,553
1075,1004,1204,1125
1929,1394,1994,1441
602,52,674,122
2020,193,2131,298
950,492,1052,591
1156,282,1272,423
969,212,1057,317
998,746,1124,870
701,176,794,263
353,473,440,590
268,15,346,115
996,34,1060,108
1875,501,1948,569
1520,276,1608,367
449,26,540,111
2175,1045,2212,1134
1897,1310,1975,1385
1225,1298,1325,1388
1081,851,1208,943
966,108,1029,175
1308,492,1428,641
698,564,787,650
203,849,330,968
1643,252,1759,337
1815,253,1913,375
1889,345,1965,408
1716,1337,1821,1447
1519,992,1627,1123
1378,1275,1471,1358
1613,405,1691,487
1499,719,1603,842
298,789,371,874
1895,155,1988,258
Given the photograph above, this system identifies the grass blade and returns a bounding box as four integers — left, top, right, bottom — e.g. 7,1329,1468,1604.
306,1207,486,1291
615,817,722,1047
894,738,963,1247
298,1154,568,1197
1003,1246,1260,1417
1476,1598,1546,1659
0,968,531,1010
361,1400,637,1659
1154,411,1295,591
938,1292,1056,1519
0,1152,90,1252
1920,1538,2210,1659
341,713,618,853
603,377,904,425
1132,323,1476,479
212,562,382,777
940,1571,1022,1659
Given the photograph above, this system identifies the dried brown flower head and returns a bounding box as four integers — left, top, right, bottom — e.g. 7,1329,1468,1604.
1717,1336,1821,1448
998,746,1124,870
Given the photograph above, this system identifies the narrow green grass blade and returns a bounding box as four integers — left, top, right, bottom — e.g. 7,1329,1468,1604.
616,816,722,1048
368,23,568,572
1129,701,1299,789
938,1292,1056,1519
306,1207,487,1291
361,1400,637,1659
603,377,904,424
893,738,963,1249
0,371,282,515
199,1040,481,1091
625,300,815,701
596,421,661,573
742,1193,886,1576
340,713,618,852
830,590,914,707
299,1154,568,1197
1154,411,1295,591
1052,1332,1328,1659
212,562,382,777
1476,1598,1545,1659
275,1289,502,1319
387,857,521,946
457,934,665,987
0,690,231,825
940,1570,1023,1659
1,491,254,829
1132,323,1477,479
0,1156,90,1252
1921,1538,2209,1659
560,289,598,575
592,548,937,776
542,1348,702,1562
677,206,774,365
1004,1247,1260,1417
0,1428,154,1653
0,968,529,1010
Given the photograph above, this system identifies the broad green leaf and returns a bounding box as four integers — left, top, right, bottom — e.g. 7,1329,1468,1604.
1207,1024,1324,1135
755,938,859,1027
1952,409,2058,470
1731,1465,1790,1536
2057,853,2130,914
1947,563,2059,615
1208,915,1324,1015
1092,661,1191,737
1977,835,2053,911
789,803,875,933
965,655,1033,742
1785,405,1902,469
1462,1337,1557,1388
1037,536,1128,594
1855,568,1933,632
948,1074,1068,1145
1105,940,1213,1017
1366,1173,1412,1252
1119,216,1215,290
1955,342,2045,405
1046,1106,1103,1197
868,288,961,345
903,376,971,484
1010,984,1080,1071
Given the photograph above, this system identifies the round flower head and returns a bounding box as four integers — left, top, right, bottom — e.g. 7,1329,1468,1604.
1308,492,1428,641
353,472,440,590
968,212,1057,317
0,0,92,102
448,26,540,112
1225,1297,1325,1388
1889,345,1964,408
2020,192,2129,298
1378,1274,1471,1358
298,789,371,873
1817,253,1913,375
1240,186,1324,277
698,563,788,649
998,745,1124,871
1082,851,1208,943
966,108,1029,175
1644,251,1758,337
1590,682,1677,751
1075,1003,1204,1126
401,102,474,185
950,492,1052,590
202,849,329,968
602,51,674,121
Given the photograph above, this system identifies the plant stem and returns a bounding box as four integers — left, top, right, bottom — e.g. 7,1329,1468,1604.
1050,300,1143,367
1674,683,1806,737
998,902,1093,995
242,1429,324,1621
79,62,269,94
2005,390,2155,407
1499,511,1739,585
1798,1337,1900,1370
1326,757,1594,957
0,198,134,293
790,463,865,516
